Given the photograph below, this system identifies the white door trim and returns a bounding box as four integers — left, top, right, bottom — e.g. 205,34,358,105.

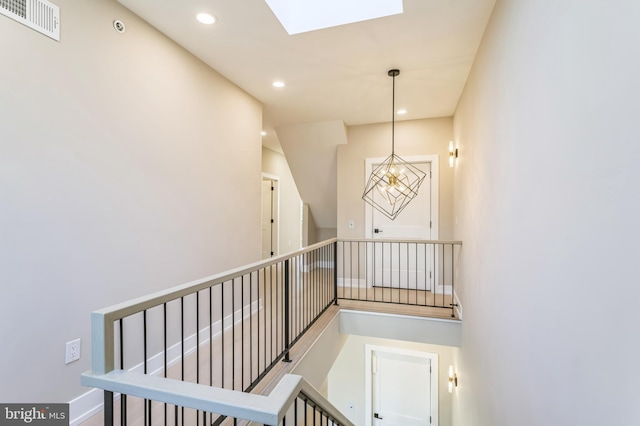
261,173,280,257
364,155,439,240
364,344,439,426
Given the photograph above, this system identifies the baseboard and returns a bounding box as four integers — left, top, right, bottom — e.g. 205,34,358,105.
453,290,463,320
299,260,334,272
69,388,104,426
435,284,453,296
336,278,368,288
69,300,261,425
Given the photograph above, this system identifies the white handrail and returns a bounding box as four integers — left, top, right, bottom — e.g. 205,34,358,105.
81,371,354,426
90,238,338,374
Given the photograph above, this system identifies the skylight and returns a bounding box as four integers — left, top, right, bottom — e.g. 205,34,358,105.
264,0,403,35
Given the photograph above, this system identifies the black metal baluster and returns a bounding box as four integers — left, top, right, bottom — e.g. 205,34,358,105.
355,242,359,301
104,391,113,426
221,281,225,390
364,241,369,303
405,243,411,305
181,297,184,425
313,405,317,426
440,244,447,308
163,303,167,426
349,241,353,300
284,259,291,362
232,279,236,390
119,319,127,426
143,310,148,426
342,242,346,301
209,287,213,387
379,241,383,302
276,262,281,355
432,241,436,307
258,268,267,370
270,265,274,366
250,272,254,386
424,242,429,306
241,275,245,390
196,291,200,423
451,243,456,317
413,242,418,306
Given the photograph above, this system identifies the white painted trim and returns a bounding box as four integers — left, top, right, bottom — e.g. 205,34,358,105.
364,155,439,240
262,173,281,257
453,291,463,320
70,300,261,425
340,309,459,324
336,278,368,288
81,371,354,426
364,345,439,426
435,284,453,296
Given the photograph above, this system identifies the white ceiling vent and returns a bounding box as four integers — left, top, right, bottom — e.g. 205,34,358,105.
0,0,60,41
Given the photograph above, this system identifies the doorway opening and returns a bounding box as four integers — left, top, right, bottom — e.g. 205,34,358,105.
365,345,439,426
363,155,439,290
261,174,280,259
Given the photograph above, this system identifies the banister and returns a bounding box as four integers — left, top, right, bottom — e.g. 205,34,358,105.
80,371,354,426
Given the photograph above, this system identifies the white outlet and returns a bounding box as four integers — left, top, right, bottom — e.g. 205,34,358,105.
65,338,81,364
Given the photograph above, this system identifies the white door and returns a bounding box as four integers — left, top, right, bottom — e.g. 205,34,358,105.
366,160,433,289
371,161,432,240
261,179,279,259
372,350,432,426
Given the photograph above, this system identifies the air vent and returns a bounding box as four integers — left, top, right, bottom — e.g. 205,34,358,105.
0,0,60,41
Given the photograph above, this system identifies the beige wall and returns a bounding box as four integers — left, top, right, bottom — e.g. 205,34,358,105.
0,0,261,407
302,203,318,246
337,118,454,239
262,147,303,253
452,1,640,425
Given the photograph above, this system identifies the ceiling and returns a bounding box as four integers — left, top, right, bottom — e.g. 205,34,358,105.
115,0,496,152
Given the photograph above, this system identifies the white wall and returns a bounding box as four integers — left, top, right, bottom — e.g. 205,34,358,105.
327,335,454,426
338,118,454,239
452,1,640,425
262,147,303,253
0,0,261,406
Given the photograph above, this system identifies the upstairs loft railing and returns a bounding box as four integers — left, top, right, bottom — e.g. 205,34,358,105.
82,238,461,425
337,239,462,315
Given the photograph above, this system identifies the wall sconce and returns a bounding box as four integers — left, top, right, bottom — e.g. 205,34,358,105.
448,365,458,393
449,141,458,168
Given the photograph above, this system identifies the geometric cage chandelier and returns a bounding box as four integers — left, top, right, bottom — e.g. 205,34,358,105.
362,69,427,220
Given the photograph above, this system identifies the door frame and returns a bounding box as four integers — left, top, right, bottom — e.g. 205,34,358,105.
261,173,280,258
364,345,439,426
364,155,439,240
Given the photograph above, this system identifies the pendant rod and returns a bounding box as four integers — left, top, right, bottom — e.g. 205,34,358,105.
388,69,400,156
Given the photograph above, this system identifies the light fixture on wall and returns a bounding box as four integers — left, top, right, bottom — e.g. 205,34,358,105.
449,141,458,168
448,365,458,393
362,69,426,220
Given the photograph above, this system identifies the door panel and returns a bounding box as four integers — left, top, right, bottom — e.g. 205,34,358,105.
369,161,432,289
373,351,431,426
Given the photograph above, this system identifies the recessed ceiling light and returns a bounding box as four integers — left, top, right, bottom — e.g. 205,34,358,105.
272,81,285,88
196,13,216,25
261,131,267,136
397,109,407,115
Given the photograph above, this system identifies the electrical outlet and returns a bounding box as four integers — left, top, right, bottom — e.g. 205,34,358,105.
65,338,81,364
